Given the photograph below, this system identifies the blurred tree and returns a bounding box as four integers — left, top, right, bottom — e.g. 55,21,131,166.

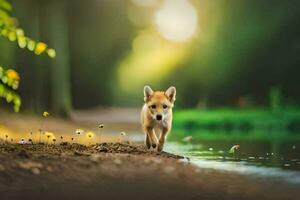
42,0,71,116
12,0,46,111
69,0,134,108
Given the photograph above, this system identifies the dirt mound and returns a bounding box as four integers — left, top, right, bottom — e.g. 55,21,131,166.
0,142,184,159
91,142,184,159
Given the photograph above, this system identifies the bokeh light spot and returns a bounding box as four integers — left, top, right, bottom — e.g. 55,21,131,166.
155,0,198,42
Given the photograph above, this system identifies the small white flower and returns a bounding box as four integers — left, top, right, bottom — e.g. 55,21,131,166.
120,131,126,136
19,139,27,144
75,129,84,135
98,124,104,129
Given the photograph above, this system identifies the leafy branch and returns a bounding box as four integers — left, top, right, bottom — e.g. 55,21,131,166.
0,66,20,112
0,0,56,112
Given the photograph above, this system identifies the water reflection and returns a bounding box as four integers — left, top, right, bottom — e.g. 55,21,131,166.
165,141,300,184
176,141,299,170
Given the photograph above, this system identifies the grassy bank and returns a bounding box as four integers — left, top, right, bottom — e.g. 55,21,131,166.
171,108,300,142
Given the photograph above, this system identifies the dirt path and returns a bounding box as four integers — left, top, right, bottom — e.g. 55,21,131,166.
0,142,299,200
1,111,300,199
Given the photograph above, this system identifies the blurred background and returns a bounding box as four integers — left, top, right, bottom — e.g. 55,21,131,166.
0,0,299,113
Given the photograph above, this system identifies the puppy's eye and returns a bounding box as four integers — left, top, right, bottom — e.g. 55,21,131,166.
151,105,156,109
163,104,168,109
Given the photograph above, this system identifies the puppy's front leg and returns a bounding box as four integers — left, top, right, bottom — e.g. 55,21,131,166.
145,127,158,148
158,127,169,152
145,134,151,149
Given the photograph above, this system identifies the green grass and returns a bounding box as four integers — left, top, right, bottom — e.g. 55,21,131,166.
171,108,300,142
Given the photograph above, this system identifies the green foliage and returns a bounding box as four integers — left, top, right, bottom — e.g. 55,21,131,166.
0,0,56,112
172,108,300,142
0,66,20,112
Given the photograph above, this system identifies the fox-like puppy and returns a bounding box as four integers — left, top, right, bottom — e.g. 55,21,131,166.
141,85,176,152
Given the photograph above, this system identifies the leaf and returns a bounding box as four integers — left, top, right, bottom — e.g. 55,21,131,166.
1,76,7,83
27,40,35,51
8,31,16,41
47,48,56,58
0,0,12,11
17,36,27,48
6,91,12,102
15,28,24,36
0,28,8,36
12,81,19,90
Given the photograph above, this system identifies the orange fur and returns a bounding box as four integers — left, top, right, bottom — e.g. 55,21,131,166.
141,85,176,151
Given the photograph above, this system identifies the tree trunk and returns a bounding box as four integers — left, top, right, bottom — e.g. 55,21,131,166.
13,0,47,111
44,0,72,116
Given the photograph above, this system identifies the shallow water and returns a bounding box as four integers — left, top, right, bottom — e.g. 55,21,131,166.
164,141,300,184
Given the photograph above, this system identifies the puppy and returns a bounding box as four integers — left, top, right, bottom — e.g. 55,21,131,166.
141,85,176,152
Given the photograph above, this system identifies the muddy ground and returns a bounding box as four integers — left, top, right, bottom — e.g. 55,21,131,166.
0,142,299,200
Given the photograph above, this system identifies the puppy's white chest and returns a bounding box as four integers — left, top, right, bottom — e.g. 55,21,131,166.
153,119,168,129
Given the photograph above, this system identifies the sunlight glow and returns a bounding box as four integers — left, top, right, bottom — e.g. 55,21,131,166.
155,0,198,42
117,31,188,93
117,1,198,94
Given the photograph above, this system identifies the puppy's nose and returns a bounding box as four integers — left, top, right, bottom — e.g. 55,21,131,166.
156,114,162,121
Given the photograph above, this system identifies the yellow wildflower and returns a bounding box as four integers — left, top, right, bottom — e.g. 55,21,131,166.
43,111,50,117
45,132,55,140
86,131,95,138
6,69,20,80
35,42,47,55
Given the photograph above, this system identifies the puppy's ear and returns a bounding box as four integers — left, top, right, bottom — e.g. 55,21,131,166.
165,86,176,103
144,85,153,102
